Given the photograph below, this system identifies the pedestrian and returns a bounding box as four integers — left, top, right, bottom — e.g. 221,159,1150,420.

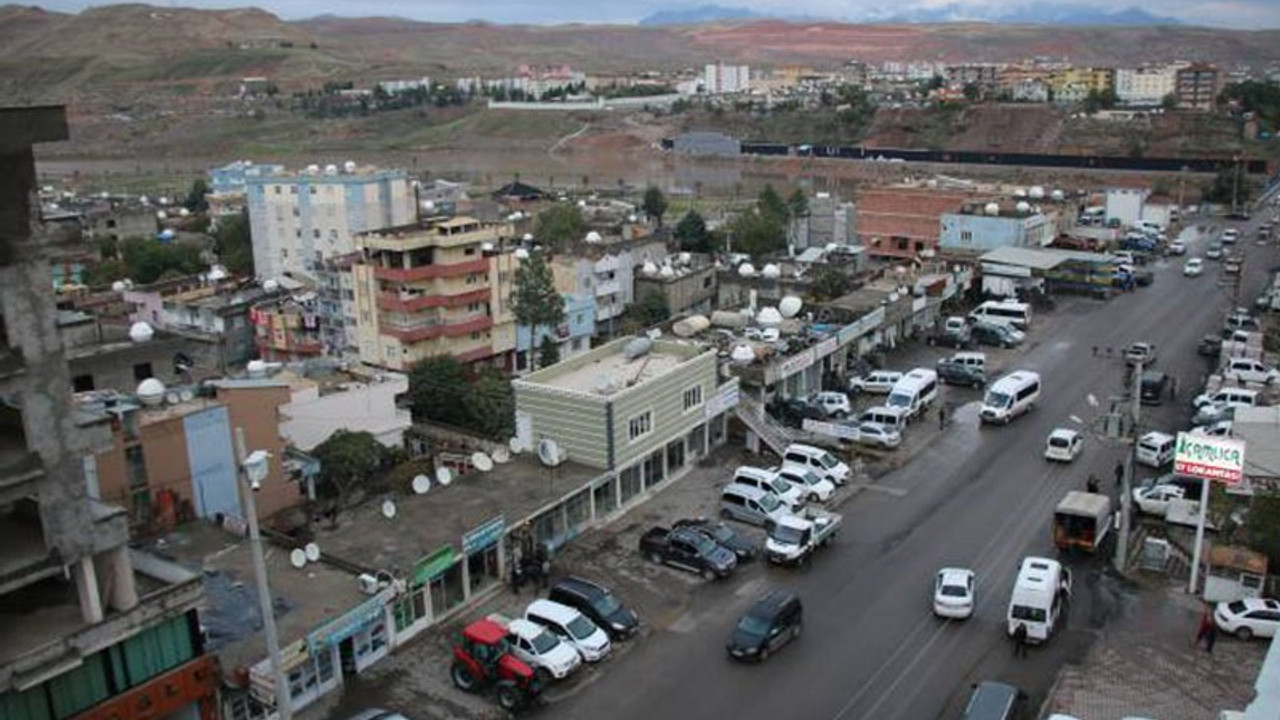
1012,622,1029,658
1194,604,1214,649
1086,475,1100,494
1114,461,1125,488
1169,375,1178,400
1206,619,1218,654
938,405,948,431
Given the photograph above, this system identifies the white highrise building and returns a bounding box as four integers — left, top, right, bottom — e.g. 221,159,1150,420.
704,62,751,94
1115,65,1180,107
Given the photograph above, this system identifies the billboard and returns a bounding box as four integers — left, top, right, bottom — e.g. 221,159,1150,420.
1174,432,1245,485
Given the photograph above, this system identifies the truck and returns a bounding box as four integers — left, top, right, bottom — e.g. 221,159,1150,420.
638,526,737,579
1052,491,1112,554
765,507,842,565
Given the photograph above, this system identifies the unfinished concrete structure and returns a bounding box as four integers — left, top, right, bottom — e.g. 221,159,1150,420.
0,107,216,720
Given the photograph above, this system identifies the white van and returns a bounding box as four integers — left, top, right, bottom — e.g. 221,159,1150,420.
980,371,1041,424
968,300,1032,330
857,405,910,432
1135,431,1176,468
1006,556,1072,644
887,368,939,420
781,444,850,486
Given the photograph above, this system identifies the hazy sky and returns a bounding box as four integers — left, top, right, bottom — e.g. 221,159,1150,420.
40,0,1280,28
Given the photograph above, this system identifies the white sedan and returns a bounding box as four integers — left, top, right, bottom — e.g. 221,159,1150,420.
1183,258,1204,277
933,567,975,619
848,421,901,450
1214,598,1280,640
1044,428,1083,463
1132,483,1189,517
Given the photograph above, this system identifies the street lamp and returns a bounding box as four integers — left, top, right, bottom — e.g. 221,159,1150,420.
235,428,292,720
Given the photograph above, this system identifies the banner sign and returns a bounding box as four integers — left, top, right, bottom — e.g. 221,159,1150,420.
1174,433,1245,485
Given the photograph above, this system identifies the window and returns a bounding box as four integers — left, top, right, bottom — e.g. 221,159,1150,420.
309,186,317,195
960,230,973,243
470,332,481,340
683,385,703,411
274,186,281,195
628,411,652,441
292,207,300,217
313,229,321,239
289,186,298,195
464,247,476,255
73,374,95,392
132,362,153,381
896,237,909,250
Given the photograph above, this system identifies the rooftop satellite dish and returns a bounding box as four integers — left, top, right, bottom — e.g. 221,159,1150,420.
179,389,195,402
129,321,155,343
137,378,166,406
779,296,803,318
508,437,524,454
514,248,530,260
165,392,180,405
290,549,307,568
761,263,781,279
731,344,756,365
381,499,397,519
472,452,494,472
435,466,453,486
412,474,431,494
538,438,565,467
492,447,510,464
304,542,320,562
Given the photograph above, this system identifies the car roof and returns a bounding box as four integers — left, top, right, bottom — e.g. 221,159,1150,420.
965,681,1019,718
1232,598,1280,612
724,483,771,501
508,618,551,639
526,598,585,623
553,576,606,598
938,567,973,584
1140,431,1174,443
1048,428,1078,440
750,589,800,617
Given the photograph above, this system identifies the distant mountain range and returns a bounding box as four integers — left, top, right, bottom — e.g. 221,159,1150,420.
638,3,1182,26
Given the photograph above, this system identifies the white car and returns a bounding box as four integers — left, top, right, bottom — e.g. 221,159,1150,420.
1222,228,1240,244
1191,419,1233,438
810,391,853,418
1223,357,1279,385
774,465,836,503
1183,258,1204,277
933,567,975,619
1206,243,1224,259
1132,483,1189,517
849,370,903,395
848,421,901,450
525,599,612,663
1214,598,1280,640
1167,240,1187,255
505,618,582,680
1044,428,1083,463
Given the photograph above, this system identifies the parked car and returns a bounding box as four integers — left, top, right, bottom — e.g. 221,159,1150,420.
673,518,759,562
961,681,1028,720
1224,257,1242,275
1139,370,1169,405
933,567,975,619
971,322,1024,349
732,466,807,511
1191,419,1233,438
548,577,640,641
1222,228,1241,244
524,599,611,663
1168,239,1187,255
845,421,902,450
773,465,836,503
504,618,582,681
936,359,986,388
848,370,904,394
1123,341,1157,366
926,318,972,349
1134,269,1155,286
1223,357,1279,385
1198,334,1223,357
725,590,803,662
768,397,824,429
809,390,852,418
1214,598,1280,640
1184,257,1204,277
1132,483,1192,517
1206,243,1224,259
1044,428,1083,463
638,526,737,579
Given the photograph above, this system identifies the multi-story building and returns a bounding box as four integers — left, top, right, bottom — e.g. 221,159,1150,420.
207,160,285,220
1011,79,1050,103
550,227,667,336
246,163,416,282
704,62,750,94
1176,63,1220,111
315,251,360,355
0,105,218,720
125,276,274,369
946,63,1002,91
514,293,596,373
938,203,1064,255
249,293,326,361
1115,65,1178,106
351,216,518,371
854,187,975,260
791,192,856,250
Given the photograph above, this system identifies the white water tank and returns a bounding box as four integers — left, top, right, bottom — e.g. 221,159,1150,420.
757,307,783,326
1015,201,1032,214
136,378,165,406
1029,186,1046,200
642,261,658,276
129,322,154,343
731,344,756,365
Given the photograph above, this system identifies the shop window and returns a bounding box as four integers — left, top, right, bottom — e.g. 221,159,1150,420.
467,545,500,594
666,437,685,472
619,465,643,505
643,450,664,490
73,374,95,392
687,424,707,460
565,488,590,531
592,476,618,517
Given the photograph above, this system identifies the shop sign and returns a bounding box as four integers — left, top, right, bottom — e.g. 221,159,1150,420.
814,337,839,359
704,382,740,418
411,544,458,585
778,348,815,377
307,589,395,649
837,306,886,344
462,515,506,554
1174,433,1245,485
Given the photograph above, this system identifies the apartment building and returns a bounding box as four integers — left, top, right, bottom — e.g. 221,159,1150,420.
0,106,217,720
1115,65,1178,106
1176,63,1220,111
854,187,974,260
1047,67,1114,104
246,163,416,282
249,293,326,361
946,63,1002,90
351,216,519,371
550,229,667,336
704,62,751,94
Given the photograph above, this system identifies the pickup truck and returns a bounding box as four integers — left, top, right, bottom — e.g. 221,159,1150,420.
765,507,842,565
1052,491,1112,554
639,526,737,579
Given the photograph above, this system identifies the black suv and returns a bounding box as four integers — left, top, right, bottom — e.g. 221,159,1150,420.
1139,370,1168,405
936,360,986,388
726,590,803,662
961,681,1027,720
548,576,640,641
673,518,759,562
970,323,1021,349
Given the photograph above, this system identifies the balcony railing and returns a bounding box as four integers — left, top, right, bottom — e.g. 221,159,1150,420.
376,288,490,313
381,315,493,343
373,258,489,283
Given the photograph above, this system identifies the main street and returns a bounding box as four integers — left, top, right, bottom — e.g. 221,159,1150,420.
552,215,1276,720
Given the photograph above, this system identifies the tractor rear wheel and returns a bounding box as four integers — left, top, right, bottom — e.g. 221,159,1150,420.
451,663,479,693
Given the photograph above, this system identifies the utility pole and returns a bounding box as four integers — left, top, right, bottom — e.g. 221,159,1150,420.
1114,358,1141,573
1231,156,1241,216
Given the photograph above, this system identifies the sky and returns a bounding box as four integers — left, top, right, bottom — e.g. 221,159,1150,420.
33,0,1280,28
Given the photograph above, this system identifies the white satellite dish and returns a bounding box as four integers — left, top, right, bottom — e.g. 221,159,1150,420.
412,474,431,495
508,437,524,454
472,452,494,472
538,438,565,467
492,447,511,464
381,499,397,519
179,389,195,402
289,549,307,569
304,543,320,562
436,466,453,486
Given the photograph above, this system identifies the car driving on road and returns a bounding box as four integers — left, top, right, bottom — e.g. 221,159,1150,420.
1183,257,1204,277
933,568,975,619
726,590,803,662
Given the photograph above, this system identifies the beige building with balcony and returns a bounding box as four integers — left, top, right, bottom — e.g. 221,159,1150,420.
352,216,519,371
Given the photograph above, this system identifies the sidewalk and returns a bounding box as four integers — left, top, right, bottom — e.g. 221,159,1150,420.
1043,579,1266,720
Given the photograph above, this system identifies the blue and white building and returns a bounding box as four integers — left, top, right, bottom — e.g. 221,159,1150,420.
515,293,596,372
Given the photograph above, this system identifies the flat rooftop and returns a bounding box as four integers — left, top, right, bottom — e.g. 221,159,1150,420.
521,337,705,396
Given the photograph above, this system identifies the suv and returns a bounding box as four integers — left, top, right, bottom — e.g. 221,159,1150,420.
1224,357,1279,385
961,681,1027,720
971,322,1023,349
548,577,640,641
937,359,986,388
732,466,806,511
725,590,803,662
809,391,852,418
1139,370,1168,405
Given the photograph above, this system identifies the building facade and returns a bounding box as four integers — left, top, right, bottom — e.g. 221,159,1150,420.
1115,65,1178,106
514,293,596,373
246,165,416,282
704,62,750,94
854,187,974,259
551,232,667,335
1176,63,1220,111
250,293,326,361
939,207,1061,254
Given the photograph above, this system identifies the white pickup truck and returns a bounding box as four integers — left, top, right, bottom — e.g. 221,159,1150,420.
765,507,842,565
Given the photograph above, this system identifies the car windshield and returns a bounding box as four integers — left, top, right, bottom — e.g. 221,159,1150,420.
791,470,821,486
758,492,782,512
1010,605,1046,622
888,392,911,408
689,533,717,555
940,584,968,598
771,523,806,544
531,629,560,654
590,592,622,617
566,614,596,639
816,452,838,469
770,477,794,495
736,614,772,637
985,391,1012,409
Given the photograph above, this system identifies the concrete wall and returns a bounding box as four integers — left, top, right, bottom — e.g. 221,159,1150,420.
214,384,296,519
634,265,717,318
279,373,411,452
65,330,225,393
514,389,609,468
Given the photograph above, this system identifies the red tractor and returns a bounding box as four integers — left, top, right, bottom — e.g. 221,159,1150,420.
450,618,542,712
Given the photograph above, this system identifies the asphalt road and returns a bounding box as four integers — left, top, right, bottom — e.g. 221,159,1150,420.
549,214,1278,720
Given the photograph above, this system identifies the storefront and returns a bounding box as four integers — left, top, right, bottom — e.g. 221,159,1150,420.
391,545,460,644
307,588,393,678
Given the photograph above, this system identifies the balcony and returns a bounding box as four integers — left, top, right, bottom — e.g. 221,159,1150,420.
377,288,490,313
373,257,489,283
381,315,493,343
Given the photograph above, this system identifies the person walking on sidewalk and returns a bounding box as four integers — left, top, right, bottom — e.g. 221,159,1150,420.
938,405,947,431
1012,622,1029,658
1194,604,1217,653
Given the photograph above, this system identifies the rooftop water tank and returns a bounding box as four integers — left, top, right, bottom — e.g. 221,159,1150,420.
129,322,154,343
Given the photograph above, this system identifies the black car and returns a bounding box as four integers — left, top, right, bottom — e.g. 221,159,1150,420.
1139,370,1168,405
674,518,759,562
726,590,803,662
548,576,640,641
1198,334,1223,357
1134,269,1155,286
970,323,1021,349
767,397,824,429
936,360,986,388
961,681,1027,720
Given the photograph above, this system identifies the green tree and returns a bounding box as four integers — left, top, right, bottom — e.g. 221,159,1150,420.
464,368,515,440
1203,165,1253,206
119,236,204,284
214,210,254,276
1247,493,1280,570
1161,92,1179,111
512,252,566,371
758,184,789,226
786,189,809,221
728,211,785,259
674,210,711,252
811,266,851,301
642,186,669,228
533,203,585,252
962,82,981,102
538,334,561,369
312,429,388,525
407,355,472,427
634,289,670,327
184,178,209,213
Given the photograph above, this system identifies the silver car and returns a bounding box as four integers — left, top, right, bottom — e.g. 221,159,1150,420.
850,421,901,450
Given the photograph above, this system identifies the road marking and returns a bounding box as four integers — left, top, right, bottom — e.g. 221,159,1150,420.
851,483,908,497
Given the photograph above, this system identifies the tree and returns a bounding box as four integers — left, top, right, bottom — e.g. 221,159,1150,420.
728,211,785,259
184,179,209,213
538,334,560,369
512,252,566,371
642,186,669,228
674,210,711,252
786,189,809,221
1247,493,1280,570
758,184,789,226
407,355,472,427
634,289,670,327
214,209,254,276
811,266,851,301
962,82,981,102
1203,164,1253,206
312,429,387,526
118,236,204,284
533,204,585,252
464,368,515,440
1161,92,1179,111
